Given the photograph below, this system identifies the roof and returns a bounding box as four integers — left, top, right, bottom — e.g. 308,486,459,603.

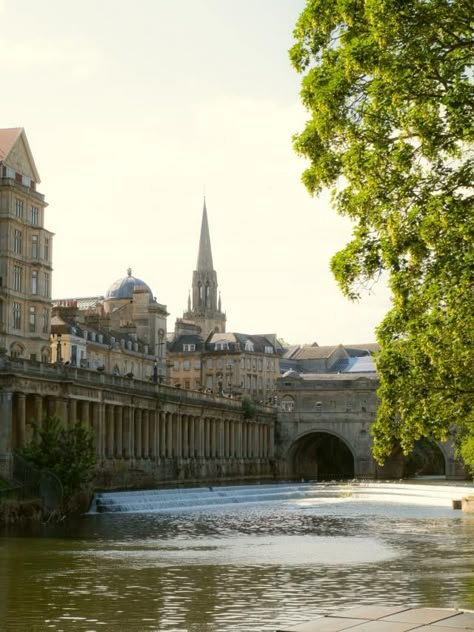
168,334,205,353
105,268,152,300
345,343,380,356
292,344,341,360
53,297,104,311
0,127,41,182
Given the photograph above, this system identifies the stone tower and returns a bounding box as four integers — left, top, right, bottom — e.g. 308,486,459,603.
0,128,53,361
182,198,226,338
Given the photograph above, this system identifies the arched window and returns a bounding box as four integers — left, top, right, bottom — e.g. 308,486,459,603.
281,396,295,412
10,343,24,359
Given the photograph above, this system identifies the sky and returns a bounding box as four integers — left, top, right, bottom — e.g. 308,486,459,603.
1,0,392,345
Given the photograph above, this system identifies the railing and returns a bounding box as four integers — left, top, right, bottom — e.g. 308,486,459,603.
0,355,276,414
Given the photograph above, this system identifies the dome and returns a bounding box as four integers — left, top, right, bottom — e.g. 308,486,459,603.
105,268,153,300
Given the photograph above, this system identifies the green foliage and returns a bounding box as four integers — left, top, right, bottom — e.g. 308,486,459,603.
18,416,96,498
456,426,474,479
291,0,474,462
241,396,257,420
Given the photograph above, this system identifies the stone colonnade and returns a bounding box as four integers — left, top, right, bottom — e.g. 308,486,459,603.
1,388,275,482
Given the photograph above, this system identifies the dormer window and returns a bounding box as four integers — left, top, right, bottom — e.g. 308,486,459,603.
183,343,196,352
215,342,228,351
264,345,273,354
244,340,254,352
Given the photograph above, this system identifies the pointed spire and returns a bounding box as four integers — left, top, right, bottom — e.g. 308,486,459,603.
188,291,191,311
196,197,214,271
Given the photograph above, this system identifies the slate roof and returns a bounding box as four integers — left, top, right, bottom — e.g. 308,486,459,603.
168,334,205,353
291,344,341,360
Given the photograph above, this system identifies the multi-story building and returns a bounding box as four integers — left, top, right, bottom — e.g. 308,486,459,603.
0,128,53,361
51,269,168,380
169,330,280,402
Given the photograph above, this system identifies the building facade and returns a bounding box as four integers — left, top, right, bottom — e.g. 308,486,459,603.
0,128,53,362
51,269,168,381
169,331,280,402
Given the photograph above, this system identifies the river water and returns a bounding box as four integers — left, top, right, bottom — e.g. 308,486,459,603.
1,482,474,632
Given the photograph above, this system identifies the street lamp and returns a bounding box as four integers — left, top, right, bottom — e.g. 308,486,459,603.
51,332,63,365
153,359,158,384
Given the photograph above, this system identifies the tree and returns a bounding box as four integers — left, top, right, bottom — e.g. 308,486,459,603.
290,0,473,462
18,416,96,500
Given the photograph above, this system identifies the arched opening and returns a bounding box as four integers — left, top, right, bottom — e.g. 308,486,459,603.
10,342,24,359
403,438,446,477
289,431,355,480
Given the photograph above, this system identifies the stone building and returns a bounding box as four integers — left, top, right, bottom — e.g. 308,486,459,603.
178,198,226,338
169,330,280,401
0,128,53,362
51,269,168,380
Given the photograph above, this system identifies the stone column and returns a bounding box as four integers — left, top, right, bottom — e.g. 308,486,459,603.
0,391,13,478
33,395,43,431
134,408,142,459
166,412,173,458
115,406,123,458
182,415,189,458
16,393,26,447
142,409,149,458
149,410,157,459
189,416,195,458
123,406,132,459
160,411,166,458
69,399,77,426
106,405,115,459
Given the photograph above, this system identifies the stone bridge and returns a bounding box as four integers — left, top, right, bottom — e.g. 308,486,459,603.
274,372,466,480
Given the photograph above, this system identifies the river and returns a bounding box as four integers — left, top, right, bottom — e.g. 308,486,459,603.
1,481,474,631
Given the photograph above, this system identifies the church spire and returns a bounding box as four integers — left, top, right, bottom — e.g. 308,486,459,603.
196,197,214,271
181,197,226,338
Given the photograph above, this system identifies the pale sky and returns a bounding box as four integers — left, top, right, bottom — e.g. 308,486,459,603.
1,0,391,345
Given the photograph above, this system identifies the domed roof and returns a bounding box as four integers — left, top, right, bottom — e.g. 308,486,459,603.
105,268,153,300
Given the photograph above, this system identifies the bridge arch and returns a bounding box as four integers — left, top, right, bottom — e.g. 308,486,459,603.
403,438,447,477
286,430,355,480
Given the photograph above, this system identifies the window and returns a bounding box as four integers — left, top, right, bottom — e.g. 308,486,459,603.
29,306,36,332
264,345,273,354
42,308,49,333
30,206,39,225
281,397,295,412
15,199,24,218
44,272,50,297
245,340,254,352
44,237,49,261
206,358,213,369
14,230,22,255
13,302,21,329
194,359,201,369
173,360,180,370
31,270,38,295
216,358,223,369
183,360,190,371
183,343,196,352
31,235,39,258
215,342,228,350
13,266,22,291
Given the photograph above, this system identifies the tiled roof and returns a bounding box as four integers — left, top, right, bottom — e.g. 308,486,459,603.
0,128,22,161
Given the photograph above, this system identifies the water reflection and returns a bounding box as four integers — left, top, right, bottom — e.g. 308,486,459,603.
1,488,474,631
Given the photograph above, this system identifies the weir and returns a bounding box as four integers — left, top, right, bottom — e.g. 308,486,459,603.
90,481,474,514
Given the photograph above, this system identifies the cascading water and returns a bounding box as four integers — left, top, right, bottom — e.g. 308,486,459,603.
89,481,474,514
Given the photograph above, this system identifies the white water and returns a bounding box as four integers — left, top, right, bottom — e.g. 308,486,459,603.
90,481,474,514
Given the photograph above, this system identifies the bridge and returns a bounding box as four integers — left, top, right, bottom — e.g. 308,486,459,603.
274,371,466,480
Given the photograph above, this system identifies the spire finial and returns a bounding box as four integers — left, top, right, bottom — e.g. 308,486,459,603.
127,267,132,277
